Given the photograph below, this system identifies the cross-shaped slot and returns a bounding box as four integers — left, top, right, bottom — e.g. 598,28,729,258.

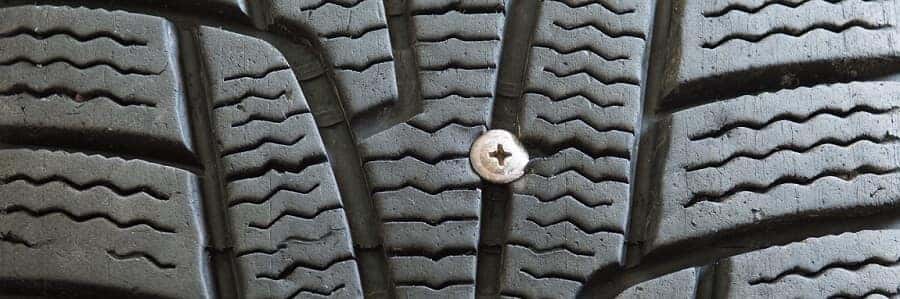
489,144,512,166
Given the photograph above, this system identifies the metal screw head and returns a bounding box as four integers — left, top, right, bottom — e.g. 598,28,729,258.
470,129,529,184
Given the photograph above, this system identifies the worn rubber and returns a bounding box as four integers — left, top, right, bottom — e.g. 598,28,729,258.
1,0,899,298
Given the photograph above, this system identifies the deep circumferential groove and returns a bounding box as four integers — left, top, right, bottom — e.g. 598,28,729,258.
173,26,240,299
290,39,396,299
476,1,542,296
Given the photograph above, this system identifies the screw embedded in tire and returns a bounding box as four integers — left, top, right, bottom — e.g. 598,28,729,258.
470,129,529,184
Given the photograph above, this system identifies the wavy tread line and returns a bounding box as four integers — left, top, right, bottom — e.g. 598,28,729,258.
404,120,486,134
829,288,900,299
685,134,900,172
526,217,624,235
334,56,393,72
424,90,493,100
525,92,627,114
0,27,147,47
0,57,162,76
750,255,900,285
320,24,388,40
222,65,290,81
388,248,476,261
383,216,479,226
525,89,627,109
236,229,338,257
395,280,475,291
106,250,175,269
542,67,641,86
419,61,497,72
535,115,635,135
230,109,310,128
550,0,636,15
519,268,587,283
703,0,852,18
684,165,900,207
689,106,899,141
247,205,343,229
532,43,630,62
2,205,175,233
0,84,156,107
372,182,477,195
229,184,321,207
702,20,890,49
551,21,646,40
412,4,504,15
226,157,329,182
0,231,37,248
531,193,615,209
531,168,630,185
525,137,632,161
255,255,355,280
287,284,346,298
299,0,364,11
3,174,169,201
220,134,307,157
365,152,471,165
416,34,501,43
507,243,595,257
534,146,631,163
212,90,289,109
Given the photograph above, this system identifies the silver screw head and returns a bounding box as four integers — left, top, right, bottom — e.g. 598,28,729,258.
470,129,529,184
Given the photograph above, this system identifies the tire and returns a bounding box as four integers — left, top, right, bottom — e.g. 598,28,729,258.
0,1,898,299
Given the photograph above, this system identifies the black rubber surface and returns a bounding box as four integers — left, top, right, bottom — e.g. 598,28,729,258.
2,0,900,298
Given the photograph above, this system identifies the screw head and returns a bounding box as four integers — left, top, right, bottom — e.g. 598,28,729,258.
470,129,529,184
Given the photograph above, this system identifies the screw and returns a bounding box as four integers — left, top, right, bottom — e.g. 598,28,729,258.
470,129,529,184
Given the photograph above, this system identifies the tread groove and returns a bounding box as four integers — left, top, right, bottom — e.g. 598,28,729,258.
701,20,890,49
1,205,176,233
174,25,240,298
685,165,900,207
106,250,176,270
0,26,148,46
477,0,542,296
